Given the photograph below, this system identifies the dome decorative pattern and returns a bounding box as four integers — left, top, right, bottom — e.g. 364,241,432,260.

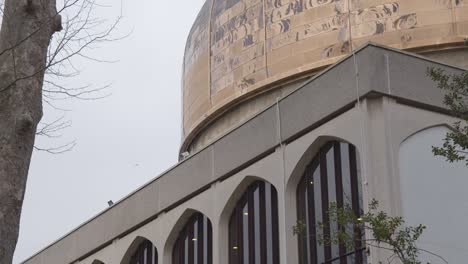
182,0,467,149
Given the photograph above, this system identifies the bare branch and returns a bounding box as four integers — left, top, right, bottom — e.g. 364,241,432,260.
36,117,71,138
0,0,125,153
34,141,76,154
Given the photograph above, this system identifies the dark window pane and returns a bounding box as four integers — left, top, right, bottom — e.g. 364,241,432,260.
304,187,311,264
204,216,208,264
128,240,157,264
173,213,212,264
265,183,273,264
297,142,365,264
243,203,249,264
194,220,198,264
229,181,279,264
184,237,188,264
254,188,261,264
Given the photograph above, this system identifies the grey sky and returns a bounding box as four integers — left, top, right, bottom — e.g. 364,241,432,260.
13,0,205,262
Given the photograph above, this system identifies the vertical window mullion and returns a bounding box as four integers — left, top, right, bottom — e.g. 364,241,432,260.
237,202,244,264
198,215,204,264
307,162,318,264
208,216,213,264
203,216,208,264
146,242,151,264
248,185,255,264
320,146,332,262
333,143,347,264
296,176,306,264
153,245,157,264
229,210,238,264
254,186,261,264
313,161,323,264
188,222,194,264
185,231,189,264
327,145,340,261
265,182,273,264
271,184,280,264
349,145,363,263
241,199,248,264
194,219,199,264
259,182,267,264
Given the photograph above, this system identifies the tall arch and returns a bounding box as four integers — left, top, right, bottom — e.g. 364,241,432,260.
399,126,468,262
228,180,280,264
296,141,365,264
172,212,213,264
121,236,158,264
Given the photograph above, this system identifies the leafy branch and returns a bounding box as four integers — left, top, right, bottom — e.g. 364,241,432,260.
293,200,448,264
428,68,468,165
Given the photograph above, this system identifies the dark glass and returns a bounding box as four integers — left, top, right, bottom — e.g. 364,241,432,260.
194,220,198,264
228,181,279,264
265,183,273,264
129,239,157,264
243,203,249,264
172,213,213,264
297,141,365,264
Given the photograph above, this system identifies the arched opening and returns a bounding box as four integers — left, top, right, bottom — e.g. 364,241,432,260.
399,126,468,262
121,237,158,264
296,141,365,264
92,260,104,264
228,180,280,264
172,212,213,264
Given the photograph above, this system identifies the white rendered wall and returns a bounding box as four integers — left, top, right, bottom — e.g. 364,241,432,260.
399,126,468,263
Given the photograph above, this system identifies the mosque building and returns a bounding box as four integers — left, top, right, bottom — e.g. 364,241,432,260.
23,0,468,263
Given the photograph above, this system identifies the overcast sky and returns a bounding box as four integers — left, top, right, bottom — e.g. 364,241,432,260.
13,0,205,262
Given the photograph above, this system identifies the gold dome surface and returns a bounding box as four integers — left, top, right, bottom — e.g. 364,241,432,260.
182,0,467,151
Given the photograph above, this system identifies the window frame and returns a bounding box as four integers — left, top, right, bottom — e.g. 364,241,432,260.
129,239,157,264
172,212,213,264
228,180,280,264
296,141,365,264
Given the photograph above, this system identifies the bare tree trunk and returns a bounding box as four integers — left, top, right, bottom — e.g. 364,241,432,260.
0,0,60,262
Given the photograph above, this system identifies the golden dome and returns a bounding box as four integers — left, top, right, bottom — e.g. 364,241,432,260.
181,0,467,152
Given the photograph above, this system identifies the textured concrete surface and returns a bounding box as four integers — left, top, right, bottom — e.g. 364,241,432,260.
424,48,468,70
188,78,303,153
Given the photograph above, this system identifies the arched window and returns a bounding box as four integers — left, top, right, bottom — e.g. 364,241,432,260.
129,239,158,264
173,212,213,264
297,141,365,264
228,180,280,264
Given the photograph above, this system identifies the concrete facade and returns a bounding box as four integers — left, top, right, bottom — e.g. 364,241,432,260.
22,44,468,264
